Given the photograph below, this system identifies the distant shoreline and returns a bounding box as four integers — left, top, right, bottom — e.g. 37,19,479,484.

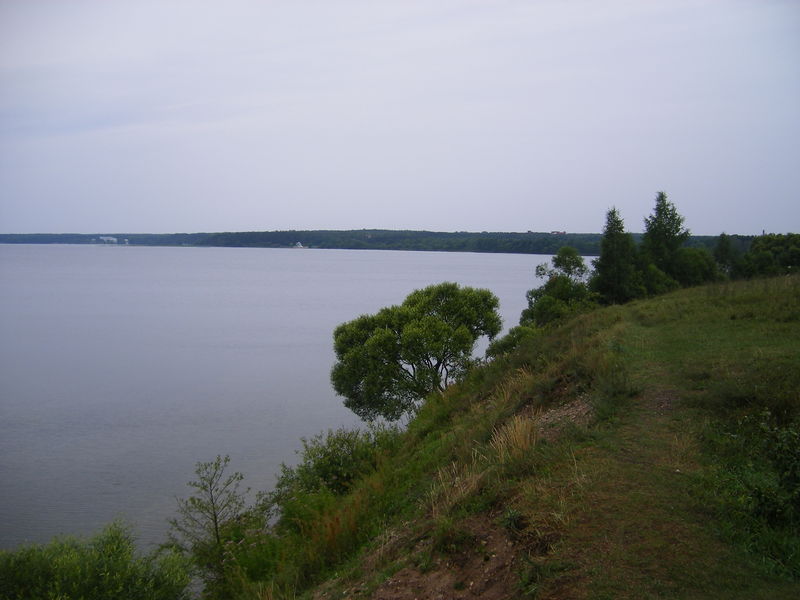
0,229,732,257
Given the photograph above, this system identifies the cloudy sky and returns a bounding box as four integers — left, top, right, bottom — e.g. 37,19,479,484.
1,0,797,235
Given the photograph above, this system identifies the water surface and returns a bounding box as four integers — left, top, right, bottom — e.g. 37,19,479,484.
0,244,550,549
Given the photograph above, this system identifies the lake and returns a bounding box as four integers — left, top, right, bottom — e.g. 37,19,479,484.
0,244,552,550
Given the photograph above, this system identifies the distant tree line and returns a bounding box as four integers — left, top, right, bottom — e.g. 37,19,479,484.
0,232,211,246
0,229,725,256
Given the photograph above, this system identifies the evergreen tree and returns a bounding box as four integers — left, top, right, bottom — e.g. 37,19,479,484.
641,191,690,278
591,208,643,304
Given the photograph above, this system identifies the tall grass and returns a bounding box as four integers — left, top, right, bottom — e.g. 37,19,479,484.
490,414,539,465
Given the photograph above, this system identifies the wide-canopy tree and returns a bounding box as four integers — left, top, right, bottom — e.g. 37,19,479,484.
331,282,502,421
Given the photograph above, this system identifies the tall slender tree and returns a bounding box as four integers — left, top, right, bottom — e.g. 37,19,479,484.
169,455,248,593
641,191,689,279
591,208,643,304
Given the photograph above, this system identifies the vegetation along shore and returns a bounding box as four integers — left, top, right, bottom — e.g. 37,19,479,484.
2,193,798,599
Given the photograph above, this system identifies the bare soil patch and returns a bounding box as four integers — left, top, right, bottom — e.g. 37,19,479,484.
370,516,522,600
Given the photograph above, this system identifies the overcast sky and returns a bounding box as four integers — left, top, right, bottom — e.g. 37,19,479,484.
1,1,798,235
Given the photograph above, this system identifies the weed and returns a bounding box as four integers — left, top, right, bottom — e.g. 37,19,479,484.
500,507,526,533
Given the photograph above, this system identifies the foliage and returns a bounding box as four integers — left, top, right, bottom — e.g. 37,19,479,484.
519,247,596,329
266,425,400,504
737,233,800,278
704,409,800,576
168,455,248,594
639,261,679,295
331,282,502,421
485,324,540,359
672,246,719,287
546,245,588,280
590,208,644,304
0,522,190,600
714,232,744,276
640,191,690,279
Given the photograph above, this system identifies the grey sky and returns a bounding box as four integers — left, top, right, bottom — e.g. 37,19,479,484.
1,0,798,235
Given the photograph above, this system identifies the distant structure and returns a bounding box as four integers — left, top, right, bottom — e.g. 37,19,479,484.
99,236,118,244
550,231,566,235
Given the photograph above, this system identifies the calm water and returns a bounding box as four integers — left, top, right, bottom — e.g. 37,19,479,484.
0,244,550,549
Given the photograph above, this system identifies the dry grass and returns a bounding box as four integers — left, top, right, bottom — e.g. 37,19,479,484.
424,457,486,520
490,414,539,465
491,367,536,408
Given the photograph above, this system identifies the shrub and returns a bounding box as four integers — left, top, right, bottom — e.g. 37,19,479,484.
271,426,399,500
485,325,540,359
0,522,190,600
672,247,719,287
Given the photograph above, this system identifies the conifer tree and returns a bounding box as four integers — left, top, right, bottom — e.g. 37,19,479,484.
591,208,643,304
641,191,689,279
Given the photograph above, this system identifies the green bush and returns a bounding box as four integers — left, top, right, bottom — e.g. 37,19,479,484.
640,262,679,296
672,246,719,287
0,522,190,600
262,425,401,531
485,325,541,359
281,426,399,496
703,409,800,577
520,252,597,328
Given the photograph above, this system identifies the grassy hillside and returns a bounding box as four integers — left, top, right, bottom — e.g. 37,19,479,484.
218,275,800,599
4,276,795,599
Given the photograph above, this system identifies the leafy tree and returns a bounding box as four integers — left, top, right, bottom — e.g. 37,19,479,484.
520,247,595,327
331,282,502,421
641,191,690,278
547,245,588,281
590,208,644,304
169,455,248,593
